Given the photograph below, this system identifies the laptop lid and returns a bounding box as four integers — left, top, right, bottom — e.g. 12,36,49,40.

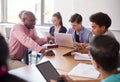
54,33,74,48
36,61,60,82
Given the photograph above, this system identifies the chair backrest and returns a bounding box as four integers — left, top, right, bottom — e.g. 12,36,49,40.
5,27,11,39
111,30,120,44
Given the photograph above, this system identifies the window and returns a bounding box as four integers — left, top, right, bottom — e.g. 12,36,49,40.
7,0,41,24
0,0,1,22
1,0,54,25
41,0,54,25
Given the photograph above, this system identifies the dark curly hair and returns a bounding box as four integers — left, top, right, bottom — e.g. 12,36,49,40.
90,12,111,29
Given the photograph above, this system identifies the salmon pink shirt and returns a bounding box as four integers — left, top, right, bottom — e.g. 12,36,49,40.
9,23,47,59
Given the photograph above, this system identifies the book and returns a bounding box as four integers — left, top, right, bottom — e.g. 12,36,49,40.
72,52,91,61
42,43,58,49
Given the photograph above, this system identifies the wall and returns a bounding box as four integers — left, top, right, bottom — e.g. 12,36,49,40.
0,0,120,42
73,0,120,30
0,25,5,36
54,0,74,29
54,0,120,30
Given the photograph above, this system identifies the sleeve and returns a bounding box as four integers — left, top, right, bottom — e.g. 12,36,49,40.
13,25,43,52
66,28,72,34
49,27,52,35
49,26,54,36
88,31,93,42
62,26,67,33
32,29,48,46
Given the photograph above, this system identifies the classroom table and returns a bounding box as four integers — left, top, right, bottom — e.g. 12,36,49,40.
9,47,101,82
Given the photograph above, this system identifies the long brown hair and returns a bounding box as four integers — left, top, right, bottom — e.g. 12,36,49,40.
53,12,63,26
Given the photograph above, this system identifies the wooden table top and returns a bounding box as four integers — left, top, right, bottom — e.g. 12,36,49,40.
9,47,101,82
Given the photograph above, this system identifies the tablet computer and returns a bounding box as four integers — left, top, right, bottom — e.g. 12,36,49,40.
36,61,63,82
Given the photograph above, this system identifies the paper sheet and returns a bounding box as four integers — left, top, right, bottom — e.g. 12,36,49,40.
68,63,100,79
73,52,91,61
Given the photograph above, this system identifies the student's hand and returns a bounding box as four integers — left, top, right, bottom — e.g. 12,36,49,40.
74,42,83,51
43,50,55,56
78,48,88,53
39,48,46,54
73,42,89,53
47,36,55,44
74,42,80,46
50,80,56,82
80,43,88,48
60,75,74,82
74,42,89,50
50,75,74,82
74,42,88,47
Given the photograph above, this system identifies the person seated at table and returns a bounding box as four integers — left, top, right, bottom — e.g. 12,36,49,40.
18,10,32,64
90,12,115,38
49,12,67,36
51,35,120,82
66,13,93,52
9,11,53,65
76,12,115,53
0,34,27,82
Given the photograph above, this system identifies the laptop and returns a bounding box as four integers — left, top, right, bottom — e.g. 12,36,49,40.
36,61,64,82
54,33,74,48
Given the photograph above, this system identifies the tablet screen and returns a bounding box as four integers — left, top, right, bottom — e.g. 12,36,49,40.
36,61,60,82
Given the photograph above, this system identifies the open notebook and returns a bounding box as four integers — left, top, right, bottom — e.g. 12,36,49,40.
71,52,91,61
54,33,74,48
68,63,100,79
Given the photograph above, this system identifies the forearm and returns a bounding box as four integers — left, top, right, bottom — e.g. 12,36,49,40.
75,79,101,82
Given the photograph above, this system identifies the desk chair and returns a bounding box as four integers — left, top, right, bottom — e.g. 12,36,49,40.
23,49,32,65
36,53,44,64
5,27,11,39
26,50,44,64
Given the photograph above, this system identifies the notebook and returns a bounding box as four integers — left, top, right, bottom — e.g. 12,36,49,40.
71,52,91,61
36,61,64,82
68,63,100,79
54,33,74,48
